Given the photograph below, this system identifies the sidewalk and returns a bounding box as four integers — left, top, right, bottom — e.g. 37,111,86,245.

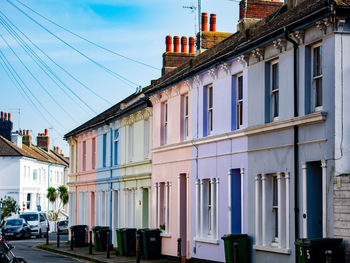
36,242,176,263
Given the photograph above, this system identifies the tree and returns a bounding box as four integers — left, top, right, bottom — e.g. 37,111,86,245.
57,186,68,208
46,187,57,204
46,186,69,221
0,196,20,224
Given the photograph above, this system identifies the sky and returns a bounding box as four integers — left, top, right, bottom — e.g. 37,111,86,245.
0,0,242,155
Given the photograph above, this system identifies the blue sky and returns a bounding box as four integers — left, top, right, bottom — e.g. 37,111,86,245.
0,0,241,155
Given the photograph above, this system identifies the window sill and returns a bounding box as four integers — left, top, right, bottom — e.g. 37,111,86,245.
315,106,323,112
253,245,291,255
160,232,172,238
194,237,220,245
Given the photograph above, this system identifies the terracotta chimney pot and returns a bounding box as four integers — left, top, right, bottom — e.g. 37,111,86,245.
173,36,180,53
166,35,172,52
189,37,195,54
26,130,29,136
4,113,7,121
181,37,188,53
202,13,208,31
8,113,11,121
45,129,48,136
210,14,216,32
1,112,3,119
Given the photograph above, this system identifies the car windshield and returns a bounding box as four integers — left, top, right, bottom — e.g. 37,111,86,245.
59,221,68,227
6,219,23,226
19,214,38,221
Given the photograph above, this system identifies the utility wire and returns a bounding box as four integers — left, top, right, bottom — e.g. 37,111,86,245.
7,0,139,88
13,0,160,71
0,49,66,130
0,11,113,106
0,51,65,136
0,15,97,115
0,31,79,124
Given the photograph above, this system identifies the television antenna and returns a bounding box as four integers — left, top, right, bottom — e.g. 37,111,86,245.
183,3,198,37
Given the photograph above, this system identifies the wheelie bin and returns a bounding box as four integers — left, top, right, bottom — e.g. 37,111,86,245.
295,238,343,263
221,234,249,263
92,226,108,251
139,228,161,260
121,228,136,256
116,228,125,256
70,225,88,247
97,228,109,252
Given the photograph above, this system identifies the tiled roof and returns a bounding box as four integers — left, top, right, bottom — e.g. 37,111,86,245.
0,135,68,167
145,0,350,95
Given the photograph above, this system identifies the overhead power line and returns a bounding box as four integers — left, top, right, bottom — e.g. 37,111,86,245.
0,10,113,106
7,0,140,88
13,0,160,71
0,15,97,115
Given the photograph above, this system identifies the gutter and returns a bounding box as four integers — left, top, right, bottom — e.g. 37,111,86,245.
284,27,300,241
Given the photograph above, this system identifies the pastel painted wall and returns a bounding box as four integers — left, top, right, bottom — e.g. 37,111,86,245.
150,83,192,258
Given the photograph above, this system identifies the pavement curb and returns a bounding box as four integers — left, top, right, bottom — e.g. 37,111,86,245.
35,243,104,263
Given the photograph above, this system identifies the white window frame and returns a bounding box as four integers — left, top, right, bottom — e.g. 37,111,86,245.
270,60,279,121
114,129,119,166
128,125,134,162
236,74,243,129
312,42,323,112
156,182,171,235
92,138,96,170
82,140,86,171
254,173,291,254
183,95,189,140
33,169,37,182
207,86,213,134
163,103,168,145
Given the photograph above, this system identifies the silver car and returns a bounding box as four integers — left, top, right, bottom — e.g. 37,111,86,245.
19,212,49,238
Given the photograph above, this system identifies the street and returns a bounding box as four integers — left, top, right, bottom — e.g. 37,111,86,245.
7,233,81,263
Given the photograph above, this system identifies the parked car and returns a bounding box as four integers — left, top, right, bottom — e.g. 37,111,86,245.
3,219,31,239
19,212,49,238
57,220,68,234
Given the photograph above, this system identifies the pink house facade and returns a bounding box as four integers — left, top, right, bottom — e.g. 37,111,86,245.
149,82,192,259
66,130,97,231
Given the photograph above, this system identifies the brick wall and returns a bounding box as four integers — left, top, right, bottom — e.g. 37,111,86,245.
333,174,350,261
37,135,49,150
200,31,233,50
239,0,283,21
162,52,194,75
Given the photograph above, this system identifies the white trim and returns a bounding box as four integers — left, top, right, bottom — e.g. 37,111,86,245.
253,245,291,255
157,183,160,228
193,237,220,245
160,232,172,238
285,172,290,249
178,175,181,238
261,174,267,246
240,168,244,234
186,173,190,259
195,180,200,238
200,179,204,237
255,175,261,245
227,171,231,234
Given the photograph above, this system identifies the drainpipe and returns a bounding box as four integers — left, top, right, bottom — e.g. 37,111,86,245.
284,27,299,241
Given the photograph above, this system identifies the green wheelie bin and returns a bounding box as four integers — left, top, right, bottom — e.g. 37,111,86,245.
116,228,125,256
295,238,343,263
222,234,249,263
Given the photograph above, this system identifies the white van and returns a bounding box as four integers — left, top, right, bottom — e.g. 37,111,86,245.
19,212,49,238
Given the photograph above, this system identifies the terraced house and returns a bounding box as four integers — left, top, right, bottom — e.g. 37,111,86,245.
66,0,350,262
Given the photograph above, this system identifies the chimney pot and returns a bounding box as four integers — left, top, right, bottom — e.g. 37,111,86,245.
181,37,188,53
1,112,3,119
4,113,7,121
57,146,59,153
26,130,29,136
173,36,180,53
210,14,216,32
166,35,172,52
45,129,48,136
189,37,195,54
8,113,11,121
201,13,208,31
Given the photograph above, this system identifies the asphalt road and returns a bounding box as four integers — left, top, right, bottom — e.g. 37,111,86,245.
7,233,81,263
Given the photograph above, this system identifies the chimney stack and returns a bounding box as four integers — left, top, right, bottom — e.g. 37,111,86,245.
210,14,216,32
238,0,283,31
0,111,13,141
198,13,232,50
162,35,195,76
37,129,50,151
22,130,32,147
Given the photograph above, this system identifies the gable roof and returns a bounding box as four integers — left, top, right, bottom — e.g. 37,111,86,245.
145,0,350,96
0,135,35,158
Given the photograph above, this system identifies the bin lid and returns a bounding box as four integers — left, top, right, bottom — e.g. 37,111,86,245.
221,234,249,240
92,226,109,231
295,238,343,247
70,225,88,230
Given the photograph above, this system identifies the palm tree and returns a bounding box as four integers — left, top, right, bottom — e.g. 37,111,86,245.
47,187,57,205
57,185,68,208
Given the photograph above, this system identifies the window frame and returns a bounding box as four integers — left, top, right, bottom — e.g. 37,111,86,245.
207,85,213,134
102,134,107,168
183,95,189,140
270,60,279,121
312,42,323,111
128,125,134,162
163,103,168,145
113,129,119,166
236,74,244,129
92,138,96,170
82,141,86,171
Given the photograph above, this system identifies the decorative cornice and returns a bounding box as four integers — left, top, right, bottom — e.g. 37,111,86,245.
184,80,192,91
150,94,161,105
316,18,330,34
172,86,180,96
290,30,305,44
251,48,265,62
273,38,287,53
208,68,218,81
238,54,249,67
220,62,231,75
193,75,202,88
164,90,171,100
